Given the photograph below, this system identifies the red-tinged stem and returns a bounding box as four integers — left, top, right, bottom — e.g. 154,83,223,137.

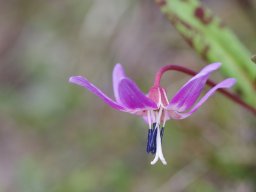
154,64,256,115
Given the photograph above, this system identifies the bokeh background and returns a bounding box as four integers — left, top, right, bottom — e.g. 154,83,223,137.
0,0,256,191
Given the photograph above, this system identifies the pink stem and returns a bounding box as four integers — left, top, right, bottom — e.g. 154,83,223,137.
154,65,256,115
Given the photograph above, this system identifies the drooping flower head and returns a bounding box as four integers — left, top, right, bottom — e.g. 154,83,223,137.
69,63,236,165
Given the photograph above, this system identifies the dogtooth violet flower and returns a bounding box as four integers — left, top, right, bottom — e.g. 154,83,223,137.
69,63,236,165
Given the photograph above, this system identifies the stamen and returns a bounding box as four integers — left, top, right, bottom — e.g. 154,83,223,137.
146,128,152,153
146,123,157,154
156,107,163,124
150,110,156,122
147,110,152,129
163,111,167,127
151,126,157,154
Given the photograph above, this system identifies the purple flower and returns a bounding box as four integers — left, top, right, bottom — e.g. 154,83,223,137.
69,63,236,165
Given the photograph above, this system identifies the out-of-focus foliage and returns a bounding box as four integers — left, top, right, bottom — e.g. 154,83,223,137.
156,0,256,106
0,0,255,192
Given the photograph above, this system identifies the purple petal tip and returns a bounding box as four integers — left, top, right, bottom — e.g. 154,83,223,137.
69,76,74,83
69,76,76,83
202,62,221,73
210,62,221,68
213,62,221,67
223,78,236,87
114,63,124,70
69,76,84,84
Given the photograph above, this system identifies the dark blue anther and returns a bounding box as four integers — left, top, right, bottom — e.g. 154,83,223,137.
150,125,157,154
146,129,152,153
146,123,162,154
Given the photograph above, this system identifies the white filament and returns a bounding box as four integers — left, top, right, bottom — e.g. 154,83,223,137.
147,110,152,129
151,110,156,122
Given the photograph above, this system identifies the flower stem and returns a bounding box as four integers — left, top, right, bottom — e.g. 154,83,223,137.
154,65,256,115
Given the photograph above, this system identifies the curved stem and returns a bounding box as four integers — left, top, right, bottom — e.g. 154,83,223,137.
154,65,256,115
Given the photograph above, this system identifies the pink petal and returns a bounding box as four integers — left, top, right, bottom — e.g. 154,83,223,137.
169,78,236,119
69,76,126,111
112,63,126,103
169,62,221,112
118,78,158,110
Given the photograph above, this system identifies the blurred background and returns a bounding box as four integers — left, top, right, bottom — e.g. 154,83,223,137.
0,0,256,191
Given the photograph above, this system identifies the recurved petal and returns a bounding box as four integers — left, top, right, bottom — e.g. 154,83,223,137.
118,78,158,110
69,76,126,111
169,78,236,119
169,62,221,112
112,63,126,103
